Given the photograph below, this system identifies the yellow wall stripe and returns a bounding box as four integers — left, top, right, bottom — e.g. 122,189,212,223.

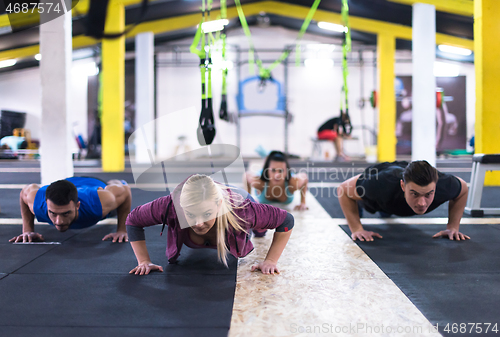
377,34,397,162
474,0,500,185
101,2,125,172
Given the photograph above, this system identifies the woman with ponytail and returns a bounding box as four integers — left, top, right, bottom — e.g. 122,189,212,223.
126,174,293,275
244,151,309,211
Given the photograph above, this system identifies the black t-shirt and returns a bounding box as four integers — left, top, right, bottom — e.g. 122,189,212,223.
318,118,341,132
355,161,462,216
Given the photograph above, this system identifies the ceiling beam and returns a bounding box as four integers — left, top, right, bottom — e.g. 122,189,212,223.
386,0,473,17
125,1,473,49
0,0,474,62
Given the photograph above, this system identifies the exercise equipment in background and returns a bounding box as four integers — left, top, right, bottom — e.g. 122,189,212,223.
218,0,230,123
338,0,353,137
0,110,31,159
236,75,292,152
363,88,443,109
0,110,26,139
436,88,444,108
395,88,453,108
191,0,216,145
358,90,377,108
465,154,500,217
227,0,320,154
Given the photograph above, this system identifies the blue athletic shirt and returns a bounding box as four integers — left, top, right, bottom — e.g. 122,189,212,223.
33,177,107,229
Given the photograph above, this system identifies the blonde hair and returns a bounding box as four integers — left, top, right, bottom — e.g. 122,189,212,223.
179,174,248,266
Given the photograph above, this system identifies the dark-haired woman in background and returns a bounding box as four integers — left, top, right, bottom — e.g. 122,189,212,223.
244,151,309,212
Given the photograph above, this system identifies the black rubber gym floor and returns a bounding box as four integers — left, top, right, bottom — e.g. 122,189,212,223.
0,224,237,337
338,224,500,337
311,159,500,336
0,162,239,337
1,157,497,337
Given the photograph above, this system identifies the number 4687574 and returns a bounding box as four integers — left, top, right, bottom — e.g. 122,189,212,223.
5,2,62,14
444,323,498,334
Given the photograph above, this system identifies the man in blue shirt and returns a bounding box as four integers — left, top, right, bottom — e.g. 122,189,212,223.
9,177,132,243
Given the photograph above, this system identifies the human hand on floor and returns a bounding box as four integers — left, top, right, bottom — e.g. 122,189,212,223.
251,259,280,275
102,231,128,243
293,203,309,211
130,262,164,275
351,230,382,242
9,232,44,243
432,229,470,241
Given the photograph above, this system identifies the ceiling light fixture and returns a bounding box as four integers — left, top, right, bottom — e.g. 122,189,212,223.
201,19,229,33
0,59,17,68
317,21,348,33
438,45,472,56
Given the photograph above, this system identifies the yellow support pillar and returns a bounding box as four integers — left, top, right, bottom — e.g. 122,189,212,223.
101,2,125,172
377,34,397,162
475,0,500,185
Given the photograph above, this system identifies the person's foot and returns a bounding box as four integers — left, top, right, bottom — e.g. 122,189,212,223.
334,155,351,162
252,229,267,237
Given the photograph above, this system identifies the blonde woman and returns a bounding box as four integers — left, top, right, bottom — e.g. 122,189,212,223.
126,174,293,275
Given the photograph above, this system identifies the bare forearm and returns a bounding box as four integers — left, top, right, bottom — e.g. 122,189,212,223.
448,180,468,230
339,193,363,233
265,230,292,263
300,185,307,205
130,240,152,264
448,194,467,230
116,193,132,232
20,194,35,233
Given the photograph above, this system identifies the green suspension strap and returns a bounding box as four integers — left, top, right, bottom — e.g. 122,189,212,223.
340,0,353,136
295,0,322,67
219,0,229,121
255,52,289,90
234,0,321,89
259,48,291,78
234,0,256,75
257,0,320,88
191,0,216,145
233,0,287,83
233,0,271,89
342,0,351,53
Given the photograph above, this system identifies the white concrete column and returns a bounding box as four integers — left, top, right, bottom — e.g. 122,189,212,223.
134,32,155,164
412,3,436,166
40,9,73,185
